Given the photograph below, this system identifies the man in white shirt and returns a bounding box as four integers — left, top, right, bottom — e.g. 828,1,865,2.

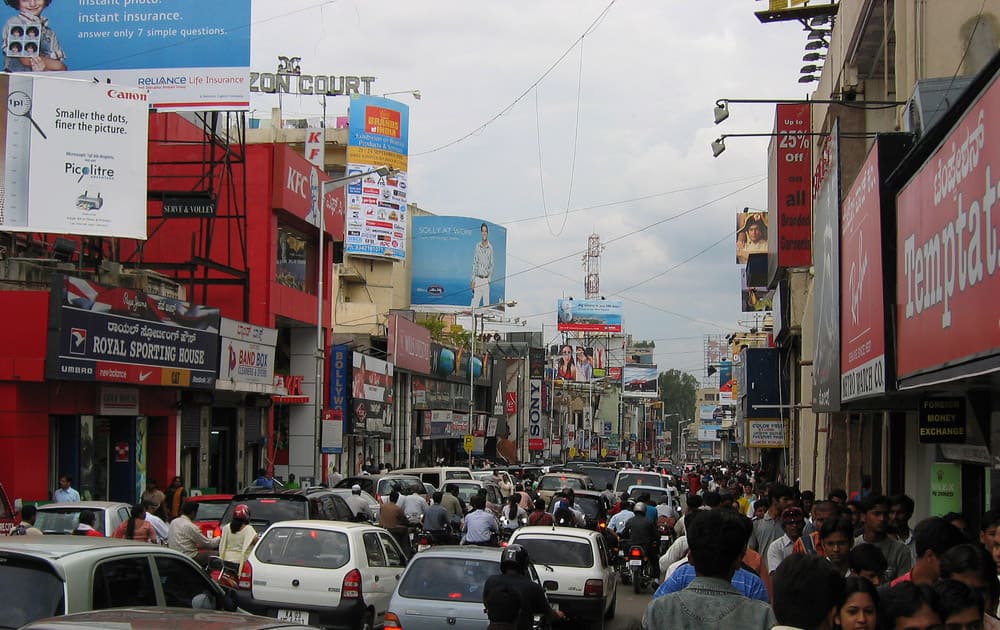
766,507,806,575
396,487,427,525
53,475,80,502
167,501,218,563
142,500,170,542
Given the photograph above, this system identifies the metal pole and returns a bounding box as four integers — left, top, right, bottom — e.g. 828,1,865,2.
314,176,325,483
469,305,475,468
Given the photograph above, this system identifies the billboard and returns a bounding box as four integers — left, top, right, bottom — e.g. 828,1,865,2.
272,145,346,237
323,345,350,454
811,121,841,412
46,274,220,389
736,211,768,264
557,299,623,333
719,360,734,404
411,216,508,310
767,102,812,283
19,0,251,111
217,318,277,391
345,95,409,260
550,343,616,382
741,268,774,312
387,313,431,374
351,352,393,435
896,68,1000,382
0,74,148,238
623,363,658,397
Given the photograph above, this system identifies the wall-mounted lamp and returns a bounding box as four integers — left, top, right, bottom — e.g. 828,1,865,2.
807,29,831,40
714,97,906,125
802,52,826,62
799,75,820,84
711,130,888,157
382,90,421,101
800,64,822,74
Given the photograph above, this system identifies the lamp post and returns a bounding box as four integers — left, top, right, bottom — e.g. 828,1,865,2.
313,165,397,482
467,300,516,468
381,90,421,101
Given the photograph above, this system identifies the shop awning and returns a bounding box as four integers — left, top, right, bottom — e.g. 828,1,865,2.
273,395,310,405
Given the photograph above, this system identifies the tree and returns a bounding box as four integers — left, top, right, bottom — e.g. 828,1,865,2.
658,369,699,455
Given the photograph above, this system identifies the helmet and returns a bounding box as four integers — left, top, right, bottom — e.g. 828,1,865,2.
633,501,647,514
500,543,530,574
233,504,251,522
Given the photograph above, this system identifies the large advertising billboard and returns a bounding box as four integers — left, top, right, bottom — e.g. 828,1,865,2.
345,95,409,260
46,274,220,389
16,0,251,111
741,268,774,312
767,102,813,283
811,121,841,412
623,363,658,398
557,299,623,333
551,343,615,382
896,68,1000,382
388,313,431,374
351,352,393,435
0,74,148,238
736,211,768,264
410,216,508,310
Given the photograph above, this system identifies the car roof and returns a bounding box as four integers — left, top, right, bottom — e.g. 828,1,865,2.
262,520,378,532
410,544,503,560
20,606,314,629
511,525,600,541
36,501,131,510
0,536,187,561
232,488,334,500
539,472,590,479
627,484,668,491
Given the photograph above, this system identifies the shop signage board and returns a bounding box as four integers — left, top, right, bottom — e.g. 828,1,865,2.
746,419,788,448
930,463,962,515
917,397,966,443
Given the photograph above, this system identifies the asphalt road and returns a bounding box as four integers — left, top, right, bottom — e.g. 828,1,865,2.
605,582,652,629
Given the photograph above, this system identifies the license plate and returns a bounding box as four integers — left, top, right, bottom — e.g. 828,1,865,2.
629,560,642,567
277,610,308,623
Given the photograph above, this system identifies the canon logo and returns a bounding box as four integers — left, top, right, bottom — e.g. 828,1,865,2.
106,89,147,101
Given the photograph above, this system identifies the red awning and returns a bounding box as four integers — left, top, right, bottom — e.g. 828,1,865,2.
272,395,310,405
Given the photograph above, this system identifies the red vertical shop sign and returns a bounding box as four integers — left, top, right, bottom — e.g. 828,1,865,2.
767,103,813,278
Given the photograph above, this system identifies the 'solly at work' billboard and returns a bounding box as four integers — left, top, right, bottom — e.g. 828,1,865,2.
19,0,252,111
410,216,507,311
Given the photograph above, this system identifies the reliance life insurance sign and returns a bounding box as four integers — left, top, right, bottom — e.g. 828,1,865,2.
897,71,1000,380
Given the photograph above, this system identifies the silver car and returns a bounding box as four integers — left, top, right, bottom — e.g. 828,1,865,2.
19,606,316,629
34,501,132,536
0,537,238,628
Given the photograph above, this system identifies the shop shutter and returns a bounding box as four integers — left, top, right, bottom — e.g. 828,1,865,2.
245,407,262,445
181,405,201,448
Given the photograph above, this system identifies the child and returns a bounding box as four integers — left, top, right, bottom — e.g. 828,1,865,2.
3,0,66,72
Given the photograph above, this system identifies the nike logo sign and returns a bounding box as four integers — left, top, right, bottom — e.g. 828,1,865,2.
139,370,152,382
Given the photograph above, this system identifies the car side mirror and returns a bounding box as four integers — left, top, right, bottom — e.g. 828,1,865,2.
543,580,558,591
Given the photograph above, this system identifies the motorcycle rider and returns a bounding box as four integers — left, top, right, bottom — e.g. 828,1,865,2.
484,544,566,629
344,484,372,522
623,501,660,581
423,491,454,544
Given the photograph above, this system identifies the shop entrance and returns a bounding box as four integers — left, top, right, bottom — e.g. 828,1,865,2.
208,408,237,493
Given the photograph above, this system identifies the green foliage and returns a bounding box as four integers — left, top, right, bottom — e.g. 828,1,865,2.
658,369,699,442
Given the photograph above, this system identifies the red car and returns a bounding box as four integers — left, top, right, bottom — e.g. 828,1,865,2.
188,493,234,538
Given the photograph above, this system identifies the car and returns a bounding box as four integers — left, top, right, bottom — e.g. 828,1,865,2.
218,488,356,532
448,479,503,518
612,470,665,494
545,489,609,531
508,525,617,629
0,536,239,628
384,544,547,630
572,465,617,493
535,472,595,502
422,482,437,496
19,606,317,629
334,474,428,504
392,467,474,489
625,485,681,513
34,501,132,536
237,520,408,629
329,487,381,522
188,493,234,537
472,469,515,490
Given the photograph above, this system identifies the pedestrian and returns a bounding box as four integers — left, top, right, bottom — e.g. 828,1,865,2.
379,490,411,553
140,479,166,519
423,492,454,544
220,504,257,575
526,498,554,527
142,499,169,542
766,506,805,574
849,475,872,503
167,501,219,562
344,484,372,522
328,468,343,487
253,468,274,489
828,488,848,505
878,582,942,630
501,495,526,533
889,517,967,587
849,543,889,587
933,579,984,629
285,473,300,489
396,486,427,525
749,484,795,572
164,476,187,520
440,483,464,528
9,504,41,536
889,493,916,560
112,503,157,543
72,510,102,536
793,500,838,555
835,576,879,630
53,474,80,502
819,517,855,576
772,553,845,630
939,543,1000,625
854,494,914,583
462,494,499,546
642,507,776,629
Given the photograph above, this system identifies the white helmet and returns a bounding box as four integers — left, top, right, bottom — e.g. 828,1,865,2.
634,502,647,514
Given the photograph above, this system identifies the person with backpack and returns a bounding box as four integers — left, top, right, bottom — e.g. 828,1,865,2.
9,504,41,536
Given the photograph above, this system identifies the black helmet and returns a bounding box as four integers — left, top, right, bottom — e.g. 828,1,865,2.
500,543,530,574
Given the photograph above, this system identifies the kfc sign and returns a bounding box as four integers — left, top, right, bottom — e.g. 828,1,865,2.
897,71,1000,380
272,145,346,238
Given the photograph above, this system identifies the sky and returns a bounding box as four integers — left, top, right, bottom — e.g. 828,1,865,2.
249,0,812,380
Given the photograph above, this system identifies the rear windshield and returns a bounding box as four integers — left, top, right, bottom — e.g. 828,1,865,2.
445,470,472,480
398,557,499,602
453,484,483,505
224,498,307,528
0,555,65,627
538,476,585,491
255,527,349,570
615,472,661,491
377,478,426,496
572,496,603,518
36,508,106,535
578,467,615,490
515,537,593,568
627,488,671,504
193,502,228,521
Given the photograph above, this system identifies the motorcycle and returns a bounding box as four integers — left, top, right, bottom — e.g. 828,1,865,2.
206,556,239,590
626,545,653,594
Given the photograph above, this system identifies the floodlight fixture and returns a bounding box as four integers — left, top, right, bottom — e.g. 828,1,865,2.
805,40,829,50
800,64,822,74
802,52,826,62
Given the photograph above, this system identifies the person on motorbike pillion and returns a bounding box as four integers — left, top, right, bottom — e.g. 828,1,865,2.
623,501,661,582
484,544,566,629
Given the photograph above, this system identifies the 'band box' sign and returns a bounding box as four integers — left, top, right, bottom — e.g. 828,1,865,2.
918,397,966,444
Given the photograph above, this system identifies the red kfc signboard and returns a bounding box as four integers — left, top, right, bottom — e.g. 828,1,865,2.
897,72,1000,380
840,143,886,401
272,145,346,238
767,103,813,283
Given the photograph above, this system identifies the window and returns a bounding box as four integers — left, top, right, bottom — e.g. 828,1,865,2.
397,557,500,602
92,557,157,608
515,537,593,568
276,225,314,292
256,527,350,570
363,532,387,567
0,557,65,626
154,556,217,609
379,532,406,567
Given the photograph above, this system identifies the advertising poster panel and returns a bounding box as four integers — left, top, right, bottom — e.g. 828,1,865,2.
345,95,409,260
46,274,220,389
323,345,349,454
623,364,658,397
736,211,768,264
217,318,277,390
410,216,508,310
741,268,774,312
840,142,887,402
351,352,393,435
0,74,148,238
719,361,734,404
767,102,812,283
896,70,1000,381
747,419,788,448
811,121,841,412
557,298,623,333
388,313,431,374
550,343,614,382
27,0,251,111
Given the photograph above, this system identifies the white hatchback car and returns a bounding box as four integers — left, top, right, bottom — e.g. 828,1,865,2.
508,525,617,630
237,520,407,630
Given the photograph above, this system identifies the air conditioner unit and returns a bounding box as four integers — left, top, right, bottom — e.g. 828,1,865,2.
901,76,975,137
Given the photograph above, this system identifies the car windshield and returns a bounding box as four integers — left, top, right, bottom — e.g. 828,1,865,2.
516,537,593,568
615,472,660,491
193,502,228,521
453,484,484,504
224,498,307,528
628,488,671,504
0,556,65,628
36,508,106,535
255,527,349,569
538,476,585,491
572,496,603,518
377,478,425,496
398,556,499,602
577,467,615,490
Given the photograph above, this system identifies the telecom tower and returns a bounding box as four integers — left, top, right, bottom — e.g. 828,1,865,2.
583,232,603,299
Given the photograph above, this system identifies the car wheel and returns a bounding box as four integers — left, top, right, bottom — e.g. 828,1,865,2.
604,592,617,619
359,610,374,630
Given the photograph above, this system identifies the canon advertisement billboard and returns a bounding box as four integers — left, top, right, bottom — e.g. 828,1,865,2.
897,69,1000,381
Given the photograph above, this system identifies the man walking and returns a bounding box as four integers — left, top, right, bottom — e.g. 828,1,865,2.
766,506,805,574
749,484,795,572
772,554,845,630
854,494,913,582
167,501,219,563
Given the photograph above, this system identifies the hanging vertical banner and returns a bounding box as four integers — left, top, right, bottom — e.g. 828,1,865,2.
767,102,813,284
811,120,841,412
528,346,545,451
324,344,349,453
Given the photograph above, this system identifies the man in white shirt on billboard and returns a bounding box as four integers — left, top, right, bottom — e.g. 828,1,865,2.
470,222,494,308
